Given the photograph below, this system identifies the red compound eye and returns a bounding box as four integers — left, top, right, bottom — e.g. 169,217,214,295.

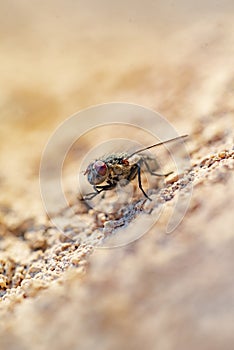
121,159,129,165
94,161,107,176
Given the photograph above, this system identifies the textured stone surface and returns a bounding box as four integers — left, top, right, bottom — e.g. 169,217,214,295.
0,2,234,350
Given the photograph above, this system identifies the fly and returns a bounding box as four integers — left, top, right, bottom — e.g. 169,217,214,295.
82,135,188,201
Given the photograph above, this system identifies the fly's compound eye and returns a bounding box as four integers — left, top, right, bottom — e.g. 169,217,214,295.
85,160,108,185
94,161,107,176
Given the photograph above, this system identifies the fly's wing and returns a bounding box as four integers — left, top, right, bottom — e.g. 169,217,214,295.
138,153,160,172
133,137,188,176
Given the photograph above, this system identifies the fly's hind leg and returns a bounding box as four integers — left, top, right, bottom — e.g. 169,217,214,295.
137,165,152,201
142,159,173,177
127,163,151,200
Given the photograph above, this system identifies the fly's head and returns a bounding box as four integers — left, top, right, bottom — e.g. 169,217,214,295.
84,160,109,185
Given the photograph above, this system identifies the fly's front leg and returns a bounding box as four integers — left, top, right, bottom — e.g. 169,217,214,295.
81,187,100,200
143,159,173,177
82,182,116,201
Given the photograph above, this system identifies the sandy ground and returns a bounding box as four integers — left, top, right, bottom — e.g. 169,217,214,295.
0,1,234,349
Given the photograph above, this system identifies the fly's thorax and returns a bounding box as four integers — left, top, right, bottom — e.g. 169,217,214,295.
112,164,126,175
105,158,132,185
103,153,128,164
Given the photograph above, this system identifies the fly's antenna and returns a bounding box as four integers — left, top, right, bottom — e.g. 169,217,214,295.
127,135,188,159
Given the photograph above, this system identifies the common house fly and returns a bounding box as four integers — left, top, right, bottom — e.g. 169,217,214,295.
82,135,188,201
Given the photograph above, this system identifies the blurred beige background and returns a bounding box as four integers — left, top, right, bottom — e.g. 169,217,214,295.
1,0,233,125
